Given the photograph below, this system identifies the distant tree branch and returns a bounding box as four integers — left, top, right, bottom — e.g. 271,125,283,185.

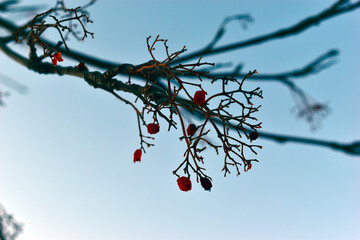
242,129,360,156
181,49,339,84
0,204,22,240
171,0,360,64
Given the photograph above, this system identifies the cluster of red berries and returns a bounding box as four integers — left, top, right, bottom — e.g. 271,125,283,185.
51,52,63,66
50,54,87,72
132,88,259,192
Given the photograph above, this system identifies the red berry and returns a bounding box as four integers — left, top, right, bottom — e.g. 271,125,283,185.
194,90,207,105
245,163,252,172
247,163,252,171
187,124,197,136
133,149,142,163
249,131,259,141
200,176,212,191
177,176,192,192
147,123,160,134
78,62,86,71
51,58,57,66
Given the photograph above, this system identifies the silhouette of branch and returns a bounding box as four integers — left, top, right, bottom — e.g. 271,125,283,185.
0,0,44,13
0,72,27,93
180,49,338,85
0,0,356,72
171,0,360,64
184,107,360,156
256,130,360,156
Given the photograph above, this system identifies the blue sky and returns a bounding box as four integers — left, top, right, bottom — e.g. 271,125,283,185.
1,1,360,239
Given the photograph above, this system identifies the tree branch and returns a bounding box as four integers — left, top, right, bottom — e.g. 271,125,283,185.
171,0,360,64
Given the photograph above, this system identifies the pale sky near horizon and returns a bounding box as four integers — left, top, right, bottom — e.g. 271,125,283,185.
1,1,360,240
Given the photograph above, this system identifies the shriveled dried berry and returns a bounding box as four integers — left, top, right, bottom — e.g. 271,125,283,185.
200,176,212,191
249,131,259,141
